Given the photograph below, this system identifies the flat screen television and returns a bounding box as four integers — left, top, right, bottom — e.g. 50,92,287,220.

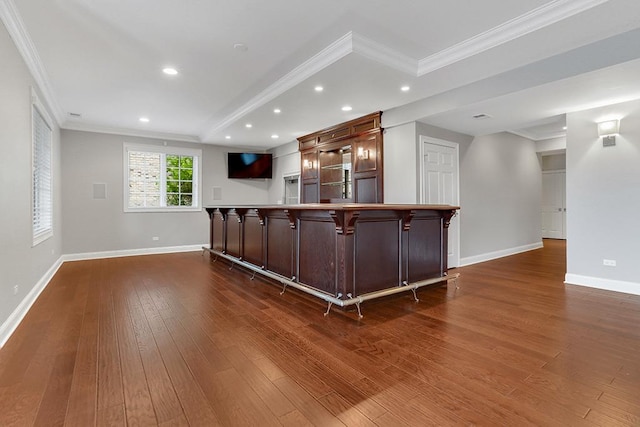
227,152,273,179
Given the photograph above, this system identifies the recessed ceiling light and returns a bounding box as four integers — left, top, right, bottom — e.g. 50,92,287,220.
271,134,279,139
139,117,150,123
273,108,281,114
314,86,323,92
233,43,248,52
563,126,567,130
245,123,253,128
162,67,178,75
401,85,410,92
341,106,352,112
225,135,231,139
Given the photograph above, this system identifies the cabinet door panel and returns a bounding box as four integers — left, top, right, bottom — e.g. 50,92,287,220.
355,176,377,203
354,134,379,173
303,182,319,203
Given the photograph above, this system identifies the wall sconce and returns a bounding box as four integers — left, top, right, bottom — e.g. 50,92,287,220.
357,147,369,159
597,119,620,147
303,159,314,169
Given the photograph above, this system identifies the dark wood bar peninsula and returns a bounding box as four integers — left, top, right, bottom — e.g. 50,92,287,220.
204,204,459,316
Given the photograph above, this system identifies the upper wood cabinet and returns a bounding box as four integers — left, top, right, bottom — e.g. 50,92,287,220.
298,112,383,203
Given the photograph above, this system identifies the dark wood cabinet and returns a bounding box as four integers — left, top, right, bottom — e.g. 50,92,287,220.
298,112,383,203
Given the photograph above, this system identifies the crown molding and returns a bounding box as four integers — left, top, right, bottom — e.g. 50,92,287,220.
200,32,354,141
352,32,417,75
201,0,609,140
417,0,610,76
62,121,201,143
200,31,422,142
0,0,65,125
508,129,567,141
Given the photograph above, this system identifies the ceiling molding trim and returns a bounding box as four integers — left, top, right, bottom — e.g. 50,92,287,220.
508,129,567,141
200,32,354,141
62,121,201,143
417,0,610,76
0,0,65,125
352,32,417,75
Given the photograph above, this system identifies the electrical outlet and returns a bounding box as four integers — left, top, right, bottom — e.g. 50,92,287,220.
13,285,19,295
603,259,616,267
152,236,159,241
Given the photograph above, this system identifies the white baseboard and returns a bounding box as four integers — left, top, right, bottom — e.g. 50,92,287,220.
0,243,209,348
565,274,640,296
62,244,209,262
459,241,543,267
0,256,64,348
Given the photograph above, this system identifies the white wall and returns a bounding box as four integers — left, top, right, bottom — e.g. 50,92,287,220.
384,121,474,204
459,132,542,263
383,122,418,203
536,136,566,153
0,21,62,342
61,130,269,255
383,121,542,263
566,100,640,295
267,140,300,204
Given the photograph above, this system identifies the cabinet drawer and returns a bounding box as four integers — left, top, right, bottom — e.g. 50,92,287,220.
352,118,378,134
319,126,350,143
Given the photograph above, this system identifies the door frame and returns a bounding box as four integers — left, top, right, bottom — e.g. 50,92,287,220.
282,171,300,205
541,169,566,239
418,135,461,268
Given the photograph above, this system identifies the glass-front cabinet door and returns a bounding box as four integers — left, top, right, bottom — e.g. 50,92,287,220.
319,145,352,202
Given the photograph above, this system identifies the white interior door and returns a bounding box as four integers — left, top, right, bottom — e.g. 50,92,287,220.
420,136,460,268
541,171,566,239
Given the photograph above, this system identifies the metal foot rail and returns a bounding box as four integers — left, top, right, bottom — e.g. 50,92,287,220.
202,247,459,317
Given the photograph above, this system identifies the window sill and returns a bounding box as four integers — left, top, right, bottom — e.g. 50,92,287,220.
33,230,53,247
124,207,203,213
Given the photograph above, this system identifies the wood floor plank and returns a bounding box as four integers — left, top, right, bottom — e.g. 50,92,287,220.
126,290,187,424
317,391,378,426
1,239,640,426
161,315,279,426
213,344,296,417
32,350,77,426
96,403,125,427
112,288,158,426
135,284,221,426
96,288,124,414
278,409,314,426
273,376,345,427
64,332,98,427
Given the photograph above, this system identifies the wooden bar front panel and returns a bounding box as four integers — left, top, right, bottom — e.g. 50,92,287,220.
243,211,264,267
211,210,225,253
407,215,443,282
265,212,294,279
354,216,400,295
205,204,457,301
298,214,337,295
226,212,241,257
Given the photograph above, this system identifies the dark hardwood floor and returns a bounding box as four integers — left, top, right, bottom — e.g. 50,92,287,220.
1,239,639,426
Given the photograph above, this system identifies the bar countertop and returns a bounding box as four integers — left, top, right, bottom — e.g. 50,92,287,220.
205,203,460,211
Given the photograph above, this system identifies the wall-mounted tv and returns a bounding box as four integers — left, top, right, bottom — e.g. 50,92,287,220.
227,152,273,179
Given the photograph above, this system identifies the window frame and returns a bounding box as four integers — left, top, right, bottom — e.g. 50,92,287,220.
31,88,54,246
123,143,202,213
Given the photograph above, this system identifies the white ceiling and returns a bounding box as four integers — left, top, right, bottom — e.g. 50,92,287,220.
4,0,640,148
